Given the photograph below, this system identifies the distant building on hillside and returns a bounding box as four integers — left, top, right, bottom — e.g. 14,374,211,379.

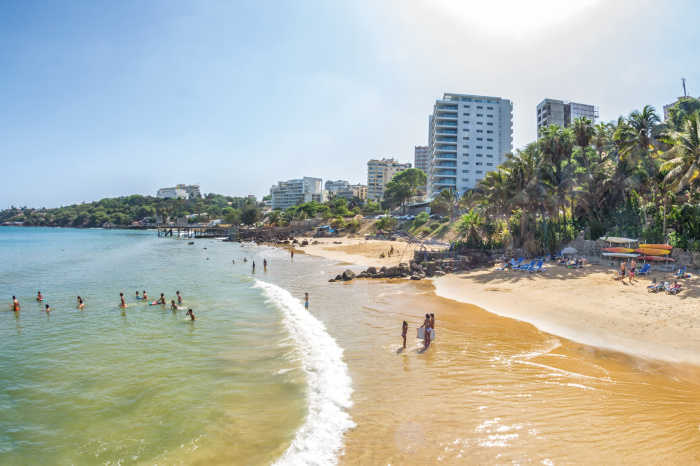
325,180,351,193
270,177,325,210
367,158,412,201
335,184,368,200
427,92,513,199
663,96,700,121
156,184,201,200
414,146,429,172
536,99,598,134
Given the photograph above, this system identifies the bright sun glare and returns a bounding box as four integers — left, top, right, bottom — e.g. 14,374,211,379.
434,0,599,39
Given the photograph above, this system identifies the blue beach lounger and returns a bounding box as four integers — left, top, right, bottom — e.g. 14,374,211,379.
638,264,651,275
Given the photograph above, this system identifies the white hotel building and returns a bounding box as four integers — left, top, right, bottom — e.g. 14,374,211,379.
270,177,325,210
427,93,513,199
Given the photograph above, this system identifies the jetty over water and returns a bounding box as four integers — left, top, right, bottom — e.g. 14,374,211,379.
157,226,236,239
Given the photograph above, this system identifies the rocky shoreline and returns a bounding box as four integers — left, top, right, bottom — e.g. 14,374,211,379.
329,257,469,282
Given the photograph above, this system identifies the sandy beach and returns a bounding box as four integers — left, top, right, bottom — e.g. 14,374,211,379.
298,238,700,369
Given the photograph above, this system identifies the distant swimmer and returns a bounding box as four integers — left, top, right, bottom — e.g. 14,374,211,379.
10,296,20,312
252,261,256,271
303,292,309,309
244,258,248,262
232,259,236,264
291,250,294,259
143,290,148,300
177,291,182,304
37,291,44,301
263,259,267,269
157,293,166,305
136,291,141,299
77,296,84,309
171,300,178,310
45,304,50,312
119,293,127,308
402,321,408,348
186,309,195,321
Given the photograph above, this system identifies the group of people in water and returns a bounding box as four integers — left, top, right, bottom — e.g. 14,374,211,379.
401,313,436,349
9,290,195,321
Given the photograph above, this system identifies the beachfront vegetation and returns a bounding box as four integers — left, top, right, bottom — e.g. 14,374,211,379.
448,100,700,254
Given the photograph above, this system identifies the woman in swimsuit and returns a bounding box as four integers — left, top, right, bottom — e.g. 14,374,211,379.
401,321,408,348
171,300,178,310
423,314,432,348
77,296,84,309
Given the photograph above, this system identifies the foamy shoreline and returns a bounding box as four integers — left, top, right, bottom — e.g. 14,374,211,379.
296,239,700,369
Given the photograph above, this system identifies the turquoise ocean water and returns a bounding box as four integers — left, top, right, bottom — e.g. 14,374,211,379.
0,227,352,464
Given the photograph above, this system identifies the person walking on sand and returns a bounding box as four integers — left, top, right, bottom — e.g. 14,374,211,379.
10,296,20,312
629,259,637,283
303,292,309,309
430,313,436,342
177,291,182,304
423,314,432,348
186,309,195,321
119,293,127,308
402,321,408,348
77,296,84,309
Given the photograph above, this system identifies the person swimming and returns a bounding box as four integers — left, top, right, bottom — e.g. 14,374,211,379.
45,304,50,312
10,296,20,312
243,258,248,262
77,296,84,309
136,291,141,299
157,293,166,305
171,300,178,310
177,291,182,304
186,309,195,321
37,291,44,301
119,293,126,308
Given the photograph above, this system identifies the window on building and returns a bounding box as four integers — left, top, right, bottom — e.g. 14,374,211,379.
487,138,493,142
462,128,469,132
487,154,494,158
477,113,483,117
463,112,470,116
487,146,493,150
487,106,493,110
476,146,483,149
486,163,493,166
463,137,469,140
487,123,493,126
476,170,482,174
460,98,471,102
463,121,469,124
477,105,483,109
476,99,483,102
477,122,483,125
462,170,469,173
462,161,469,165
476,138,483,141
476,130,483,133
476,154,483,157
487,130,493,134
487,115,493,118
462,178,469,182
462,145,469,148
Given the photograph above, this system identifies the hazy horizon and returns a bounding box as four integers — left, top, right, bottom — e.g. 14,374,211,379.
2,0,699,209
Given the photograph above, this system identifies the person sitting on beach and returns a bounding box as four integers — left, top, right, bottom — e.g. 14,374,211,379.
177,291,182,304
402,321,408,348
423,314,432,348
37,291,44,301
45,304,50,312
186,309,195,321
10,296,20,312
157,293,166,305
171,300,178,310
119,292,127,308
379,252,386,258
77,296,84,309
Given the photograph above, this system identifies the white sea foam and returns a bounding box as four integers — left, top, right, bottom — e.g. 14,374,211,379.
254,280,355,466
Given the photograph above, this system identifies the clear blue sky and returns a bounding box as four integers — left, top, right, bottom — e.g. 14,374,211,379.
2,0,699,208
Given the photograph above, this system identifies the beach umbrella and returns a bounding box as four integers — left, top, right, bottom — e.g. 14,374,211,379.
561,247,577,254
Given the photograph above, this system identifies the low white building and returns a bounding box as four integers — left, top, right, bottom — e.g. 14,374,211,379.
156,184,201,199
270,177,325,210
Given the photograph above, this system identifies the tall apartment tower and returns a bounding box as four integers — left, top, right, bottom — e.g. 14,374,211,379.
414,146,429,172
367,158,412,201
536,99,598,134
427,93,513,199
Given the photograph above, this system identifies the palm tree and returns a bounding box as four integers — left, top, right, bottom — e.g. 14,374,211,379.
570,116,595,172
476,169,511,216
538,124,573,182
459,209,483,244
430,189,453,216
660,112,700,193
267,210,282,226
616,105,661,174
593,122,614,159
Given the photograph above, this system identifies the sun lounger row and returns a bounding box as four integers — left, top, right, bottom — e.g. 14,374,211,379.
647,280,682,294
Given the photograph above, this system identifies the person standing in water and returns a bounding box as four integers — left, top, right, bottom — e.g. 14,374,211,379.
77,296,84,309
135,291,141,299
119,293,126,308
186,309,195,321
177,291,182,304
157,293,166,305
44,304,50,312
252,261,256,271
423,314,432,348
37,291,44,301
10,296,20,312
402,321,408,348
263,259,267,269
171,300,178,310
430,313,436,342
291,250,294,259
303,292,309,309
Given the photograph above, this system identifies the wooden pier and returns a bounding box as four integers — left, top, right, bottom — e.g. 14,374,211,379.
157,226,237,239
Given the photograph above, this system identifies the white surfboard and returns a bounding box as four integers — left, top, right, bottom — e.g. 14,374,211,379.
602,252,639,258
599,236,638,244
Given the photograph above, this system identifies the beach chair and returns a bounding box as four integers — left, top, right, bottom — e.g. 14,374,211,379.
673,267,686,278
529,260,544,272
666,283,682,295
519,260,536,271
638,264,651,275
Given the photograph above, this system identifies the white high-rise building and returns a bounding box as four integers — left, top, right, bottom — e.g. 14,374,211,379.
427,93,513,199
270,177,325,210
367,158,412,201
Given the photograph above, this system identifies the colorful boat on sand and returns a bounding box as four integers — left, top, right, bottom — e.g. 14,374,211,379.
600,236,638,244
638,244,672,250
639,256,675,262
601,247,636,253
635,248,670,256
602,252,640,258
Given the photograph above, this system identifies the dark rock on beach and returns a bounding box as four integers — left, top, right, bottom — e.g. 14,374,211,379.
342,270,356,281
